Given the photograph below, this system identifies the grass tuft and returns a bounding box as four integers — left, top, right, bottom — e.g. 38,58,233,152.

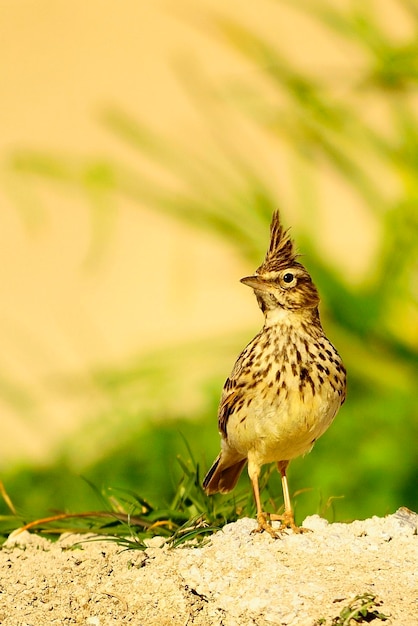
315,593,389,625
1,451,261,549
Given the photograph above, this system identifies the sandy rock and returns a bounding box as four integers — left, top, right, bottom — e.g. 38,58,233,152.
0,508,417,625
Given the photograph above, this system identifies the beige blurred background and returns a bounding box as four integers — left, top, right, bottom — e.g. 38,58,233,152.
0,0,405,467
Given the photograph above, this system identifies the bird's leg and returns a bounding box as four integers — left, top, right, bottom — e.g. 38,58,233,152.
270,460,309,533
248,458,278,538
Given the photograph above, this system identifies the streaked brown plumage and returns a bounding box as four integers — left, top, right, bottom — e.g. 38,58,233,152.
203,211,346,536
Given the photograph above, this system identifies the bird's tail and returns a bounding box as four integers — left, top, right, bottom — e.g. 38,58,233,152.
203,454,247,495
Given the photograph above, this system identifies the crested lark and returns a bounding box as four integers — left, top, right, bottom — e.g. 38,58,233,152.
203,211,346,536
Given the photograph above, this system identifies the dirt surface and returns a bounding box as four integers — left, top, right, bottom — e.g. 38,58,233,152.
1,508,417,625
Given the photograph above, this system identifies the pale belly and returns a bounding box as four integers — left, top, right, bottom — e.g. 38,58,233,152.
226,384,341,464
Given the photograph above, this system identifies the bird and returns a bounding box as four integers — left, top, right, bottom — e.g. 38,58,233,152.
203,210,346,537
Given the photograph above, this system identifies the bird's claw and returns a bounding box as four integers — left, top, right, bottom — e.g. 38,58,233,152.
252,511,311,537
270,510,311,534
252,512,281,538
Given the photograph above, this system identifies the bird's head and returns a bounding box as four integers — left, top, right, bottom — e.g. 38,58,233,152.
241,211,320,314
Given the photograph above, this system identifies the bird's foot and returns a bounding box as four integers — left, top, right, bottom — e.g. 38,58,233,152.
252,512,281,538
270,510,311,534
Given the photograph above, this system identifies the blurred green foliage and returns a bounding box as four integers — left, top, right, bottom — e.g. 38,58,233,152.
1,0,417,533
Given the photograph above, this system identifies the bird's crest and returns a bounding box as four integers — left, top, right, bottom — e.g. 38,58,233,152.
258,210,298,272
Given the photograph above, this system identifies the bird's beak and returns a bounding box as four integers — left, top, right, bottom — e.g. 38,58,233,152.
240,275,270,291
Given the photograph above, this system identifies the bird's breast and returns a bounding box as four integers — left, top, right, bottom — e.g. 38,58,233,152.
222,325,346,463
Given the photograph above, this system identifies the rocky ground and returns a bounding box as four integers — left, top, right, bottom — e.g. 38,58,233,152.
0,508,417,625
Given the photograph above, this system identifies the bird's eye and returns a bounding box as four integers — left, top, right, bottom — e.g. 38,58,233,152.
283,272,295,284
